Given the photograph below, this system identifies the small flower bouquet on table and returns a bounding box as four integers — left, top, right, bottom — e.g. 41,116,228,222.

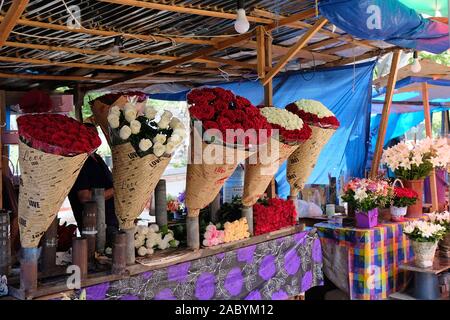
185,87,272,248
17,114,101,248
134,224,180,257
285,99,340,197
107,101,186,263
403,220,446,267
202,218,250,247
341,178,390,228
253,198,297,236
242,107,311,221
382,138,450,218
390,186,418,222
427,211,450,258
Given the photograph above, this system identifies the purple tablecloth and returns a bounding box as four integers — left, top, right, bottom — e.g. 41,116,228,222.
82,231,323,300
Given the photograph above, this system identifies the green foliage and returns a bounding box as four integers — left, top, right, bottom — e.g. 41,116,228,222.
394,160,434,180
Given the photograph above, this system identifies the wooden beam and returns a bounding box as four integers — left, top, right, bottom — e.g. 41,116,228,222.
0,0,29,46
98,0,272,24
422,82,439,212
264,33,273,107
320,47,399,69
0,72,113,82
256,26,266,79
370,50,402,178
0,90,4,208
262,18,328,86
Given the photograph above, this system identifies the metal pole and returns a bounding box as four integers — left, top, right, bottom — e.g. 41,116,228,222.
72,237,88,280
40,217,58,273
82,201,97,263
123,228,135,265
241,206,254,235
209,193,221,224
20,247,40,297
93,188,106,253
0,209,11,276
111,232,126,275
186,216,200,250
155,179,168,227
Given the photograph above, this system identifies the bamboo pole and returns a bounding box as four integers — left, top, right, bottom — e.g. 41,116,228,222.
370,50,402,178
0,0,29,47
422,82,439,212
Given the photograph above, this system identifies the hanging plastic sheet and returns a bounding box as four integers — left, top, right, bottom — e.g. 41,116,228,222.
319,0,449,54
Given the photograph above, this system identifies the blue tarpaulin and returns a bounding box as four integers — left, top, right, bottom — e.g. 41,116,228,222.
151,62,376,199
319,0,449,54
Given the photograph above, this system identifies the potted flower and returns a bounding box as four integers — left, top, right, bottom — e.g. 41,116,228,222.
390,180,418,222
382,138,450,218
341,178,390,228
403,220,446,268
427,211,450,258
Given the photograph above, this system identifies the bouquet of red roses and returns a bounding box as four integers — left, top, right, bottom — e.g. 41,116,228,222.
17,114,101,248
242,107,312,208
253,198,297,236
392,187,418,207
18,89,53,113
285,99,340,196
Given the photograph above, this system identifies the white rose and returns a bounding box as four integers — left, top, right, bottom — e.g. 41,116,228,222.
153,133,167,144
107,113,120,129
124,105,137,123
146,248,154,255
158,119,170,129
138,138,152,152
149,224,159,232
161,110,173,120
165,142,177,154
169,117,183,129
110,106,121,116
153,142,166,157
173,128,187,139
168,134,182,145
137,246,148,257
130,120,141,134
144,105,157,120
119,125,132,140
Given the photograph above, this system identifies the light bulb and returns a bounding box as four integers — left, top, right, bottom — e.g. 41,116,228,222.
234,8,250,34
411,58,422,73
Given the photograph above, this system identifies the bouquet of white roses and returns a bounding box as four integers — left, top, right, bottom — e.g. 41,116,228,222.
134,224,180,257
382,138,450,180
427,211,450,233
403,220,446,242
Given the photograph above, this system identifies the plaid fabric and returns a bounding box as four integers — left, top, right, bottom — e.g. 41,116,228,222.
316,221,414,300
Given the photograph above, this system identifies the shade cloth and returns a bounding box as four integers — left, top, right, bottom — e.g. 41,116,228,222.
315,221,413,300
79,230,323,300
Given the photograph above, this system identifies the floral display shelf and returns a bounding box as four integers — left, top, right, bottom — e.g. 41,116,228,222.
7,225,324,300
315,221,415,300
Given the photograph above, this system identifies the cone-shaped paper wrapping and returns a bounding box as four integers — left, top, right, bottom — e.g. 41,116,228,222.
91,96,128,144
287,126,336,196
242,138,299,207
18,141,88,248
185,132,254,217
112,142,171,229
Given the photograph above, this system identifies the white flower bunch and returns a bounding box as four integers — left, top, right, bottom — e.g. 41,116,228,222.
260,107,303,131
107,101,187,157
427,211,450,232
294,99,335,118
134,224,180,257
403,220,446,242
429,138,450,168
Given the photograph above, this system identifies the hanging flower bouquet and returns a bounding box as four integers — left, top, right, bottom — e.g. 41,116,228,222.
17,114,101,248
107,102,186,230
90,91,147,142
285,99,340,196
341,178,391,228
242,107,311,207
185,87,272,220
253,198,297,236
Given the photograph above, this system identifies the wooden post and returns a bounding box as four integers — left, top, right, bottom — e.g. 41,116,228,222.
264,32,273,107
74,84,85,122
0,209,11,275
422,82,439,212
370,50,402,178
72,237,88,280
256,26,266,80
39,217,58,274
111,232,127,275
154,179,168,227
0,90,5,208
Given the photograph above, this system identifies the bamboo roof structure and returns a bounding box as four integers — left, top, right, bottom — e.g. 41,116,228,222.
0,0,401,91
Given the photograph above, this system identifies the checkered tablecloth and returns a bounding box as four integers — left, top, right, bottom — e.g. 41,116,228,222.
316,221,414,300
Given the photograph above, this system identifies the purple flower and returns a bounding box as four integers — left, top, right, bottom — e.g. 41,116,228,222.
224,267,244,296
271,289,288,300
284,248,301,275
167,262,191,283
177,191,186,203
195,273,215,300
245,290,262,300
155,288,177,300
259,255,276,281
237,245,256,264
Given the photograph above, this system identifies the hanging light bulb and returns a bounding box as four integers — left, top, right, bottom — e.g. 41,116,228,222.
234,0,250,34
411,51,422,73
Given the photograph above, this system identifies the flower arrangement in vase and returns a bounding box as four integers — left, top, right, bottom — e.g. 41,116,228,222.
389,180,418,222
427,211,450,258
341,178,390,228
382,138,450,218
403,220,446,268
